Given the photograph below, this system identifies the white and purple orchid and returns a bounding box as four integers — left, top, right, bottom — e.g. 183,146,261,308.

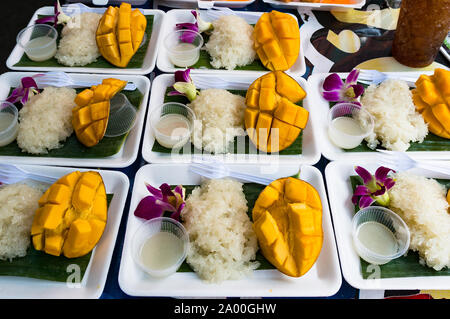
6,76,40,105
168,68,198,102
35,0,71,26
322,69,364,105
134,183,186,222
351,166,396,209
175,9,212,43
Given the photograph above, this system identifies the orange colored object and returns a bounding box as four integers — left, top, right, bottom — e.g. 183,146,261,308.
253,11,300,71
412,68,450,139
244,71,308,153
252,177,323,277
31,171,108,258
96,2,147,68
72,78,127,147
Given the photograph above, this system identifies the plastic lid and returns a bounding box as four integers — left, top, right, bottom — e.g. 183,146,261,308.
104,93,137,137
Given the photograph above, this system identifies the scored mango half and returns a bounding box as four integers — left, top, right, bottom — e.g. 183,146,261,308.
72,78,127,147
31,171,108,258
252,177,323,277
245,71,308,153
96,2,147,68
253,11,300,71
412,68,450,139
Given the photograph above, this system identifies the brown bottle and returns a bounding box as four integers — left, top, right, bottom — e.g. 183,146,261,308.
392,0,450,68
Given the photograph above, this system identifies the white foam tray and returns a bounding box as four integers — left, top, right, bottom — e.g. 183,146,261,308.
119,163,342,297
6,6,165,75
0,164,129,299
142,73,320,165
156,9,306,78
0,72,150,168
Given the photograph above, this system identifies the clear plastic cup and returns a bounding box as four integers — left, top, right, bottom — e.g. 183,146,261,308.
16,24,58,62
328,102,374,149
104,93,137,137
0,101,19,147
352,206,410,265
131,217,189,278
164,30,204,67
149,102,195,149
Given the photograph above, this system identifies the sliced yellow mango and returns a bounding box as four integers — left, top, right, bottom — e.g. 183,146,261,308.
413,68,450,139
253,11,300,71
72,78,126,147
245,71,308,152
96,3,147,68
253,177,323,277
31,171,108,258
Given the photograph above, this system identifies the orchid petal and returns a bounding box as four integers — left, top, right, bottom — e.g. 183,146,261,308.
134,196,165,220
383,178,395,190
348,84,364,99
374,166,395,183
35,16,57,24
174,69,191,83
21,76,38,90
354,185,370,196
173,82,198,101
346,69,360,85
373,185,386,197
167,90,185,96
323,73,344,91
145,182,163,199
173,185,185,199
355,166,373,184
359,195,375,208
160,183,175,201
175,22,199,33
322,90,343,102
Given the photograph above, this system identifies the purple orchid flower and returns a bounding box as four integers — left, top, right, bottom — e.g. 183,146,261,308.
175,9,212,43
6,76,41,105
134,182,186,222
351,166,396,208
35,1,70,26
167,69,198,102
322,69,364,105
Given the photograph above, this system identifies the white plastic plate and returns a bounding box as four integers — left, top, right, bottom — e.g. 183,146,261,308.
141,73,320,165
156,9,306,77
155,0,256,9
264,0,365,11
0,72,150,168
308,72,450,161
0,164,129,299
6,6,165,75
325,159,450,290
118,163,341,297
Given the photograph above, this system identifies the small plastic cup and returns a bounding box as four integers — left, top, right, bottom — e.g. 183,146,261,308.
352,206,410,265
0,101,19,147
131,217,189,278
16,24,58,62
164,30,204,67
149,102,195,149
328,102,374,149
104,93,137,137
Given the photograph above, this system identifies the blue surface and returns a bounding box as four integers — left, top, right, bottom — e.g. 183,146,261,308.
99,0,358,299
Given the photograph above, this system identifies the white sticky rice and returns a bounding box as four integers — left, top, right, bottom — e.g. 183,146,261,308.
0,183,43,261
181,179,259,283
55,12,102,66
205,15,256,70
359,79,428,151
189,88,246,154
388,172,450,271
17,87,76,154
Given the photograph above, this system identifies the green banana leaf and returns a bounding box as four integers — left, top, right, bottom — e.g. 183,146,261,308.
14,15,154,69
176,183,275,272
0,88,143,158
0,193,114,282
151,88,303,156
350,175,450,278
